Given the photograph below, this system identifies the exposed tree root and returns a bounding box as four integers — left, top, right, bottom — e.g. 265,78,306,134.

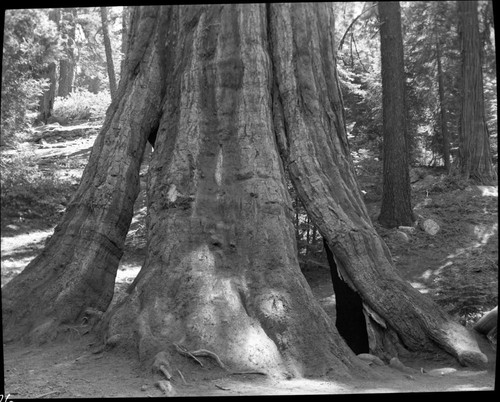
177,369,187,385
172,343,267,376
173,343,204,367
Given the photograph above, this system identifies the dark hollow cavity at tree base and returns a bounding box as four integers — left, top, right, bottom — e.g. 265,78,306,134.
324,239,370,355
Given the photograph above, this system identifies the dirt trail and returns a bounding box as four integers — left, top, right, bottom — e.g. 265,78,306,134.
3,331,495,397
1,123,497,396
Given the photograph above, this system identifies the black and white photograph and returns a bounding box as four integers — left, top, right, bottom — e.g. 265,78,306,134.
1,1,497,397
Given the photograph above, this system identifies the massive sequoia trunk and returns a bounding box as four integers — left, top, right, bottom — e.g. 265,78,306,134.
101,4,365,380
3,4,487,378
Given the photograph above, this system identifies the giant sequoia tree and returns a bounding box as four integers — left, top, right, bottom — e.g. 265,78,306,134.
2,4,487,381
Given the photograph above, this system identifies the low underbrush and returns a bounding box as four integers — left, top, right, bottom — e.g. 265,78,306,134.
51,89,110,124
0,149,71,221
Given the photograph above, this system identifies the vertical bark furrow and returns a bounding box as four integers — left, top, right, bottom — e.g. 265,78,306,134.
4,3,487,378
269,2,487,367
102,4,367,380
457,1,494,182
2,6,167,343
377,1,414,228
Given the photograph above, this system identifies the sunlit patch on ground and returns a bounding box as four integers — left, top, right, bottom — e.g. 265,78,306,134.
409,281,430,294
476,186,498,197
115,262,141,284
1,229,54,286
473,222,498,246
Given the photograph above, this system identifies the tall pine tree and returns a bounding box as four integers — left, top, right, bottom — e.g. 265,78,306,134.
377,1,414,228
457,0,494,182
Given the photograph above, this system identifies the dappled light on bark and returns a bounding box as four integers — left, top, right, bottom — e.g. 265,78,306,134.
2,6,166,343
377,1,414,228
98,4,366,381
268,2,487,366
457,1,495,183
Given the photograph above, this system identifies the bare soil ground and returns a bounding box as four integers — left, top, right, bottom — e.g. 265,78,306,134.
1,123,497,397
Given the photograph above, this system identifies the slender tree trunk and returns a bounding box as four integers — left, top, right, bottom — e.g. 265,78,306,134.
377,2,414,228
58,59,74,98
87,76,101,94
2,7,164,343
100,7,117,98
269,2,486,367
311,225,317,248
435,34,451,173
120,6,131,80
457,1,494,183
294,195,300,240
37,9,60,122
57,9,77,98
305,216,311,258
37,62,57,124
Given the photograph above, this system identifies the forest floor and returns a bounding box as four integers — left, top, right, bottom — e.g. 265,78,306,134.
1,122,498,397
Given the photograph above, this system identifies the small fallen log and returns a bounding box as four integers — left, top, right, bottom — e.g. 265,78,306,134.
473,306,497,350
473,306,497,335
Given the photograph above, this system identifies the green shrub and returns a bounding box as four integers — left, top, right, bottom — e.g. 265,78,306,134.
52,89,111,123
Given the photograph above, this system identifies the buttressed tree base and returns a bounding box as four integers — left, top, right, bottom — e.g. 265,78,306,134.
2,4,487,382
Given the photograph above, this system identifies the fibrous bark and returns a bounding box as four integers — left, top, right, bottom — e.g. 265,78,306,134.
57,9,77,98
435,32,451,173
268,2,486,367
457,1,494,183
58,59,74,98
37,9,60,123
2,6,165,343
4,4,487,378
377,1,414,228
37,61,57,124
101,4,367,380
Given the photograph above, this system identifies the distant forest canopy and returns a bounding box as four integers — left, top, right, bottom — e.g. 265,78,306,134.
2,6,126,139
2,2,497,167
334,1,496,168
